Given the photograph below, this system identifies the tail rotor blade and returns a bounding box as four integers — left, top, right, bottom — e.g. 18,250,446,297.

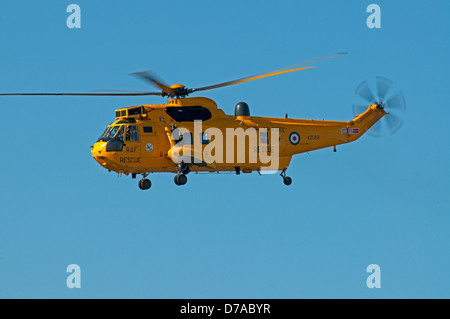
385,91,406,111
353,77,405,137
367,120,382,137
355,80,375,103
385,113,404,134
376,76,393,100
352,104,367,116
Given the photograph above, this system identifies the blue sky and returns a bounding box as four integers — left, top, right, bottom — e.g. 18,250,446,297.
0,0,449,298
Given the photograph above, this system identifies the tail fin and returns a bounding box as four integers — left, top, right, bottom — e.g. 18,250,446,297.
347,104,387,140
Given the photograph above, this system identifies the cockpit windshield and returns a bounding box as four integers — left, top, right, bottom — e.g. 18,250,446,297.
99,127,109,138
98,124,126,142
108,126,120,138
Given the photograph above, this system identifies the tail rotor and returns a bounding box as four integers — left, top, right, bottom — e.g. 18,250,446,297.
352,76,406,137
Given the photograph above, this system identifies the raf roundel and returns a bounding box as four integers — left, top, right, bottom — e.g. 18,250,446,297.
289,132,300,145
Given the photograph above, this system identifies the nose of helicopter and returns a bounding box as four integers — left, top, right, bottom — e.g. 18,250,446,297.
91,141,108,166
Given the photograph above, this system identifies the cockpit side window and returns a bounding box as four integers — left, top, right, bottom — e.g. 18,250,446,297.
116,125,125,141
126,125,138,141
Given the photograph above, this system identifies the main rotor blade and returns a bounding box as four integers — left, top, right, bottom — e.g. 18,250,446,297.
270,52,347,72
355,80,375,103
376,76,392,100
0,92,162,96
191,53,346,93
91,89,153,93
131,71,174,93
191,66,313,93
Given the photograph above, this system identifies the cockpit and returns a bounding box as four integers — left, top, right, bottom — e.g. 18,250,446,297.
97,119,139,152
98,120,139,142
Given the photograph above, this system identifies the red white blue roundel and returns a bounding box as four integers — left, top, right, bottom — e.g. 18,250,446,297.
289,132,300,145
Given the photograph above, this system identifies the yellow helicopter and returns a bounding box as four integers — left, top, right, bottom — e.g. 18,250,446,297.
0,53,405,190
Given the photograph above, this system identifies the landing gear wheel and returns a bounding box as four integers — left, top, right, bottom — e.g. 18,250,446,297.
280,168,292,186
283,176,292,186
174,174,187,186
138,178,151,190
178,162,190,175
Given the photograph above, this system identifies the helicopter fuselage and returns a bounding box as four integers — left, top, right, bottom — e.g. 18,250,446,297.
90,97,386,176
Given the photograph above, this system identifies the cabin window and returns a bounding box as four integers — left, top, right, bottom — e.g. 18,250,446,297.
143,126,153,133
165,106,212,122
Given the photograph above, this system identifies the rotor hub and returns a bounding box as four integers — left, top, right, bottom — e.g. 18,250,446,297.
162,84,192,98
376,100,385,109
